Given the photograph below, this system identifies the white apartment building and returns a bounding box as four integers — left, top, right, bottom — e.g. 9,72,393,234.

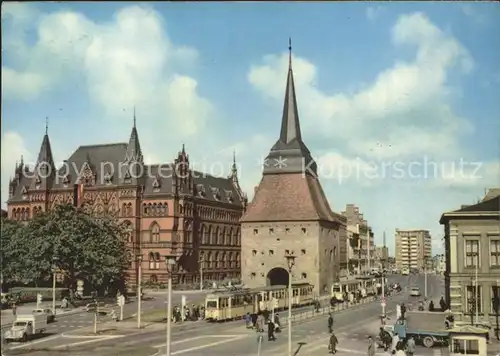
395,229,432,270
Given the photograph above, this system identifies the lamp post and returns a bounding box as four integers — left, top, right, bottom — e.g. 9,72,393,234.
136,254,143,329
164,254,178,356
285,252,296,356
424,256,428,299
52,256,59,316
199,253,204,292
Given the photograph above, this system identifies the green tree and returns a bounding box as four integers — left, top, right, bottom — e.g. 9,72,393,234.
0,217,25,284
22,204,130,294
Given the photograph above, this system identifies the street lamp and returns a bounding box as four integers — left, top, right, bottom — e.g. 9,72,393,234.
164,254,178,356
136,254,143,329
285,252,296,356
199,253,204,292
52,256,59,316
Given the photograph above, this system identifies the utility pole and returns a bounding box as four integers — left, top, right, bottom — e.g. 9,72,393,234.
357,224,361,275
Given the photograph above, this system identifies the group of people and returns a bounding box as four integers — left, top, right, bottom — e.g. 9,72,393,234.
245,311,281,341
172,304,205,322
377,326,416,355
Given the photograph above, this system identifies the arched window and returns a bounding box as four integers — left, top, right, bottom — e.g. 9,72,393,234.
214,252,219,269
205,226,211,245
122,220,133,243
207,252,212,269
121,203,127,216
235,252,240,268
226,228,232,245
126,203,132,216
152,203,157,215
212,227,218,245
150,222,160,243
155,252,161,270
219,228,225,245
149,252,155,269
228,252,234,269
235,228,240,246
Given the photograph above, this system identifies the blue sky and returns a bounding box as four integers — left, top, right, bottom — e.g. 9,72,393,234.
2,2,499,255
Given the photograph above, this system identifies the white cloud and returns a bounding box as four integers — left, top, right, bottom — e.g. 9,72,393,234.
3,5,212,139
248,12,475,162
0,132,32,208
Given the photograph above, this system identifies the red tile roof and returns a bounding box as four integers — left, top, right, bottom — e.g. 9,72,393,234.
241,173,344,223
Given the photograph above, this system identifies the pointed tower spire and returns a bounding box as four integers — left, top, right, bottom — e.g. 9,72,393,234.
279,38,302,145
133,105,136,128
263,39,317,175
124,107,143,163
45,117,49,135
31,122,56,190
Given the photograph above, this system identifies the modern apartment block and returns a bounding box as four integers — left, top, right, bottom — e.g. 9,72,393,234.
341,204,375,275
395,229,432,270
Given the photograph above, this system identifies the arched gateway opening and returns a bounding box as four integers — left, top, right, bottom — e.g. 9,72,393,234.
266,267,289,286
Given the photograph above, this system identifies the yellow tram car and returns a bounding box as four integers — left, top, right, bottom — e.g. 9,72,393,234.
204,283,314,321
331,279,362,301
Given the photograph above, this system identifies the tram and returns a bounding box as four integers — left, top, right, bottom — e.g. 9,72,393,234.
331,279,362,302
204,283,314,321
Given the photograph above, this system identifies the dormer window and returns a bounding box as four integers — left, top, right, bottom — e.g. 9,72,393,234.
35,175,41,186
196,184,206,197
152,176,161,191
124,170,131,184
62,174,70,186
225,190,234,202
211,187,220,200
21,185,28,200
104,172,113,185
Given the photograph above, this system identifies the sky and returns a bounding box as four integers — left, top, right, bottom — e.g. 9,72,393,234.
2,2,499,255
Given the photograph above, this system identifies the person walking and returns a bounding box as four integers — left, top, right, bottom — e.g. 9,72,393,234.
406,336,416,356
328,313,334,333
267,319,276,341
367,336,376,356
328,331,338,354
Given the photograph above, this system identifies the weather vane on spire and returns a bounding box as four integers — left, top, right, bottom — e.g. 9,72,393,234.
288,37,292,66
133,105,136,128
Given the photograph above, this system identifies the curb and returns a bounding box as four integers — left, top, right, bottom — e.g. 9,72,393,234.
1,309,86,329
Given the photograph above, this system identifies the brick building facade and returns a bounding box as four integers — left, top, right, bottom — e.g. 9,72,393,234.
7,122,247,288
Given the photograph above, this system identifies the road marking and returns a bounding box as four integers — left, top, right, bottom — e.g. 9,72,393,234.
153,334,248,348
169,335,247,355
53,335,124,349
9,335,61,350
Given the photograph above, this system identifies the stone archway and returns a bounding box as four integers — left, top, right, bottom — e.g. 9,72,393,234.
266,267,289,286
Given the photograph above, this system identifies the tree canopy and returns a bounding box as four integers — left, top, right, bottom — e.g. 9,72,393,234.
2,204,130,294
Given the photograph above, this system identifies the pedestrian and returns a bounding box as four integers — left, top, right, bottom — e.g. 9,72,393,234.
267,319,276,341
439,296,447,311
367,336,376,356
12,303,17,317
328,331,338,354
328,313,334,333
274,313,281,333
406,336,415,356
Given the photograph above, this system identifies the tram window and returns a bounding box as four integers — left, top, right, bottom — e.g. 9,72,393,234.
206,300,217,308
220,298,228,308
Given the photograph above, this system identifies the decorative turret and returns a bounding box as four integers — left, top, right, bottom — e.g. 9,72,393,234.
228,150,247,206
173,144,193,195
121,107,144,185
30,119,56,191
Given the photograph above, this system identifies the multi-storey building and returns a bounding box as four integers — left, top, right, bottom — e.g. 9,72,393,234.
7,123,247,288
395,229,432,271
440,189,500,325
341,204,375,274
241,45,347,296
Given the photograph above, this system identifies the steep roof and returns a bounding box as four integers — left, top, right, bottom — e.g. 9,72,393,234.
242,40,342,224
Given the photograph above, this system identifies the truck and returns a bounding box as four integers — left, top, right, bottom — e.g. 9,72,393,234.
4,314,47,343
393,311,449,348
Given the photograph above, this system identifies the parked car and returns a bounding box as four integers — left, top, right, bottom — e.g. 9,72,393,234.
32,308,55,323
410,287,421,297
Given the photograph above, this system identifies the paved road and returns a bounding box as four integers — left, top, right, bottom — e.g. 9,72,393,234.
2,275,420,355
